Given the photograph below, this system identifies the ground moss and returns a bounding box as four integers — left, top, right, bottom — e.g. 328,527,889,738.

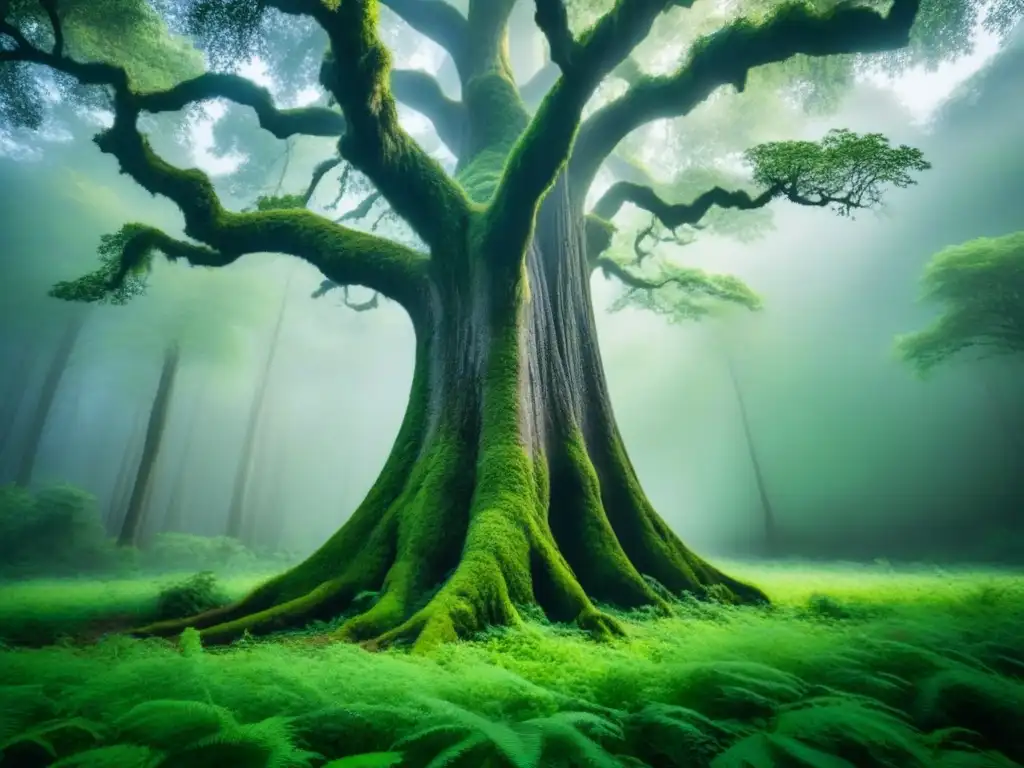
1,563,1021,767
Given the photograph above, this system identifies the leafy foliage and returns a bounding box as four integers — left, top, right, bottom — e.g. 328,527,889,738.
1,562,1021,767
745,129,931,217
1,0,202,135
603,255,762,323
895,231,1024,375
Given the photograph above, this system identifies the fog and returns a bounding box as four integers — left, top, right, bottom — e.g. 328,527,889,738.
1,16,1021,564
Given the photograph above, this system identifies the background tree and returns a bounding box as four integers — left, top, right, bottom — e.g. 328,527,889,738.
0,0,974,651
896,231,1024,375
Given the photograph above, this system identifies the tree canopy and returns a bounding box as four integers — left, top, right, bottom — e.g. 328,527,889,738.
896,231,1024,375
2,0,1009,324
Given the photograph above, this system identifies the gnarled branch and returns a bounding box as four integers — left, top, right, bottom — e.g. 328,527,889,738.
569,0,921,199
390,68,465,154
484,0,678,265
136,73,346,138
592,180,779,228
2,13,429,317
318,1,469,254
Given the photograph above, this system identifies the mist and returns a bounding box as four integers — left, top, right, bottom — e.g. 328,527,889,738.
1,18,1021,566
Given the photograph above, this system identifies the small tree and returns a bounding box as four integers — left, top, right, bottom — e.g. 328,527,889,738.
896,231,1024,375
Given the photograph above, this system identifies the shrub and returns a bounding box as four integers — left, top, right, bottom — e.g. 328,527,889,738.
145,533,258,573
0,484,116,577
155,572,228,622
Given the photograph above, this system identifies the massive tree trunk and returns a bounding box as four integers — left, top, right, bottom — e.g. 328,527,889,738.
13,312,86,487
135,175,766,651
117,342,180,548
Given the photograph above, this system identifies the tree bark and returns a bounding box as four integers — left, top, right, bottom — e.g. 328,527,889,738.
224,272,292,541
0,341,37,463
133,175,766,651
13,312,86,487
723,352,779,556
117,342,180,548
160,392,205,535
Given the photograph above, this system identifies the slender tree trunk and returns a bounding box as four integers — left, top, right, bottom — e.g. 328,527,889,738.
0,341,37,462
14,312,86,487
135,175,766,650
224,272,293,540
161,394,204,535
107,408,146,533
723,351,779,557
117,342,181,548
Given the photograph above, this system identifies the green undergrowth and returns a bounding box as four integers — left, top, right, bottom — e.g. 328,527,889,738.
0,562,1021,767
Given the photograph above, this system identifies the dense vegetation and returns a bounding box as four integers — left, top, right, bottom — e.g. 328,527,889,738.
1,560,1022,767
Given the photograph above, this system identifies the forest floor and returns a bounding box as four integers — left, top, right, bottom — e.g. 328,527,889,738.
0,560,1021,767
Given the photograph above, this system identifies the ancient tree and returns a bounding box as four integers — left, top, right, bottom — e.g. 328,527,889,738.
2,0,933,650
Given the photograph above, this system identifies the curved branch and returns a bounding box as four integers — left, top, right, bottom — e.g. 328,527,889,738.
320,1,470,254
304,155,343,205
3,20,429,318
570,0,921,199
136,73,346,138
533,0,576,70
484,0,675,264
390,68,465,154
380,0,469,78
338,192,384,223
593,180,779,227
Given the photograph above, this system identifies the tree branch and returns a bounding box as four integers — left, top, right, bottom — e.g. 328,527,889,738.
304,155,344,205
380,0,469,78
592,181,779,228
136,73,346,138
317,1,470,254
390,68,465,154
483,0,680,265
570,0,921,199
533,0,576,71
2,14,429,317
593,255,761,313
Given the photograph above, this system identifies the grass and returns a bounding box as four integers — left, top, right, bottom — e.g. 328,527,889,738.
0,560,1021,767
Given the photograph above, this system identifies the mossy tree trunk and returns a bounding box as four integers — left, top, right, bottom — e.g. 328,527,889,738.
118,342,180,548
16,0,920,649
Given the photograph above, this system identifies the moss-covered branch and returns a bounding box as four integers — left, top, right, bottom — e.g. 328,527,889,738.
2,13,430,317
49,224,227,304
483,0,677,264
591,129,929,257
592,180,779,227
318,0,469,254
390,68,465,154
569,0,922,198
380,0,469,77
